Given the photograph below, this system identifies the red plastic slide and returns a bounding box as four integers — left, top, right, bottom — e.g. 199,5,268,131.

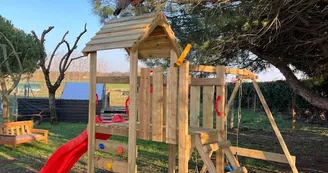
39,115,126,173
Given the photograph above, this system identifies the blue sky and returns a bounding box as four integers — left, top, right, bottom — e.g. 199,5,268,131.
0,0,284,81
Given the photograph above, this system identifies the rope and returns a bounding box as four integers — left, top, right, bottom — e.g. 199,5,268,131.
236,79,243,161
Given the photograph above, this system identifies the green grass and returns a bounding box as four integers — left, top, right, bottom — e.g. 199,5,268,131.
0,107,327,172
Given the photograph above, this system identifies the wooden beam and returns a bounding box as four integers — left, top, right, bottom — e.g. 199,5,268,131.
203,142,296,164
128,49,138,173
190,65,257,79
87,52,97,173
252,80,298,173
168,49,178,173
96,76,221,86
225,80,241,116
195,136,216,173
178,61,189,173
216,66,226,173
152,67,164,142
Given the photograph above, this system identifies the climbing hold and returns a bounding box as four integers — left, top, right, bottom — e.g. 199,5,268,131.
215,95,222,116
105,162,113,170
117,146,124,155
98,143,105,150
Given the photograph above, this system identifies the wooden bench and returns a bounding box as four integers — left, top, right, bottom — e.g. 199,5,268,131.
0,121,48,149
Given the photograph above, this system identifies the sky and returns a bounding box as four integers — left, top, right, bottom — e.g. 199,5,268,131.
0,0,285,81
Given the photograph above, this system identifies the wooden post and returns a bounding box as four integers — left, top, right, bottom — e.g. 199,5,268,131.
87,52,97,173
167,49,178,173
252,80,298,173
178,61,189,173
292,93,297,129
230,105,234,129
128,49,138,173
216,66,226,173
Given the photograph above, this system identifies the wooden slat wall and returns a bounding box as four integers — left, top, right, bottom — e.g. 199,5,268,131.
138,68,151,140
190,86,200,127
202,86,214,128
152,67,164,142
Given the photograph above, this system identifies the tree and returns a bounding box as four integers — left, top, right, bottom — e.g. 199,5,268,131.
0,16,40,123
90,0,328,110
32,25,87,124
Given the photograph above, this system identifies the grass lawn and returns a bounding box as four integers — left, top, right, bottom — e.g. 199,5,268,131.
0,108,327,173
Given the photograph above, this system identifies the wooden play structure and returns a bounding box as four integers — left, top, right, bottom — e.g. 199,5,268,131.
82,12,298,173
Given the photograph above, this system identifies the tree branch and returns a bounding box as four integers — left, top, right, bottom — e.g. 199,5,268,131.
64,55,86,71
61,23,87,73
47,31,69,71
0,32,23,94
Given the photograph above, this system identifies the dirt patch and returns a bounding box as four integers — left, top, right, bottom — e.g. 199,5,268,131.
228,127,328,173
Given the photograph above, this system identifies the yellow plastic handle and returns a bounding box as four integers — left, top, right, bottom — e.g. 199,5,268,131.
175,44,192,66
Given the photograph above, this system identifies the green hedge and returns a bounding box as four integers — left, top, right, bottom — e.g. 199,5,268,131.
226,80,312,112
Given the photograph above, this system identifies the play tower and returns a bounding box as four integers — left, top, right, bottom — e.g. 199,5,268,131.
82,12,298,173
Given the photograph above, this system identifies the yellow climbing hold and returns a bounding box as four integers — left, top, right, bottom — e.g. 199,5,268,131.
105,162,113,170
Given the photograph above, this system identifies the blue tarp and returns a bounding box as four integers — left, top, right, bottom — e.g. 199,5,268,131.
61,82,104,100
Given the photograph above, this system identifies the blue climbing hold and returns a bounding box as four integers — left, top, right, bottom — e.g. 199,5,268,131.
99,143,105,149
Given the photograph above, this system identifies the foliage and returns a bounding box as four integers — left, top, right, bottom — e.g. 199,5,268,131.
0,15,40,75
226,80,312,112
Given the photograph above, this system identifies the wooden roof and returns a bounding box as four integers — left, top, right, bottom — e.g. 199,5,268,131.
82,12,182,59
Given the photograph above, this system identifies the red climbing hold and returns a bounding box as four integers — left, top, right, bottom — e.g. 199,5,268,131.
215,95,222,116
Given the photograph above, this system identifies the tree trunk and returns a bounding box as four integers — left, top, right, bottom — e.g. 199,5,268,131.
2,95,10,123
275,64,328,111
48,91,58,125
250,49,328,111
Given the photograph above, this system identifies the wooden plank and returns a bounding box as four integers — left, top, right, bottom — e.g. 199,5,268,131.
95,139,128,155
190,65,256,78
178,61,189,173
105,12,159,25
138,68,151,140
195,136,216,173
231,146,296,164
202,86,214,128
87,52,97,173
190,86,200,127
252,80,298,173
225,80,241,116
160,23,183,56
87,35,140,45
128,50,138,173
190,78,222,86
102,17,155,30
82,41,135,55
139,42,172,50
94,157,128,173
216,65,226,173
95,125,129,137
166,69,178,143
92,29,144,40
97,24,148,35
139,50,170,59
152,67,164,142
292,93,297,129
